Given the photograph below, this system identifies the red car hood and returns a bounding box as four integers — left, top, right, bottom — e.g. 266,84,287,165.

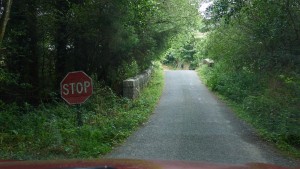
0,159,294,169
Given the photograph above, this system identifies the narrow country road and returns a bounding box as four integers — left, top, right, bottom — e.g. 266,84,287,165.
106,70,299,167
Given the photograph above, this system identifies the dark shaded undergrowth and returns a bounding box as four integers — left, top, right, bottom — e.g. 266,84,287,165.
0,65,164,160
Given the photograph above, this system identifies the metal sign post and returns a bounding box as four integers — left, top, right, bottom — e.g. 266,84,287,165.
60,71,93,126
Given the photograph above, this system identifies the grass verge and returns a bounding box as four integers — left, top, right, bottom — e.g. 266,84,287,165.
0,64,164,160
197,65,300,159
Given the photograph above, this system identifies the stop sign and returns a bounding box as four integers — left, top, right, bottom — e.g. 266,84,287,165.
60,71,93,105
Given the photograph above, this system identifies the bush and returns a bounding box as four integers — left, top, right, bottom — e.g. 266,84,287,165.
108,59,140,94
199,63,264,102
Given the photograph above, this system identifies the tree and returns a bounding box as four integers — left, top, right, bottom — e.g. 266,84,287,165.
1,0,201,103
204,0,300,72
201,0,300,148
2,0,40,104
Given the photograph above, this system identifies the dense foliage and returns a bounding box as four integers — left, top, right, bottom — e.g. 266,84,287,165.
163,32,199,69
0,0,199,104
197,0,300,155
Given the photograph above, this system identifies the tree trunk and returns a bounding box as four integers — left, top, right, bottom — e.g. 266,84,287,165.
54,0,69,89
26,0,39,104
0,0,13,43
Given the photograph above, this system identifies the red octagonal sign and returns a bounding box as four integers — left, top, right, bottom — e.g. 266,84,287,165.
60,71,93,105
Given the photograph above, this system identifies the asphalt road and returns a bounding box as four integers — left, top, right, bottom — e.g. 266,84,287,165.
106,70,299,167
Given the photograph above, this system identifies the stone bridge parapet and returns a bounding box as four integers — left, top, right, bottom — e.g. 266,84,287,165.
123,67,153,99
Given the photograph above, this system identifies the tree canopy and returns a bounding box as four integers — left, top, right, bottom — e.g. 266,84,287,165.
0,0,199,104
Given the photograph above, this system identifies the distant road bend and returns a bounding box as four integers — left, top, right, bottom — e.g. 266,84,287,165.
107,70,299,167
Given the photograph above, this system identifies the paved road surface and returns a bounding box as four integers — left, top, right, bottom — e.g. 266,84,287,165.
106,70,299,167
